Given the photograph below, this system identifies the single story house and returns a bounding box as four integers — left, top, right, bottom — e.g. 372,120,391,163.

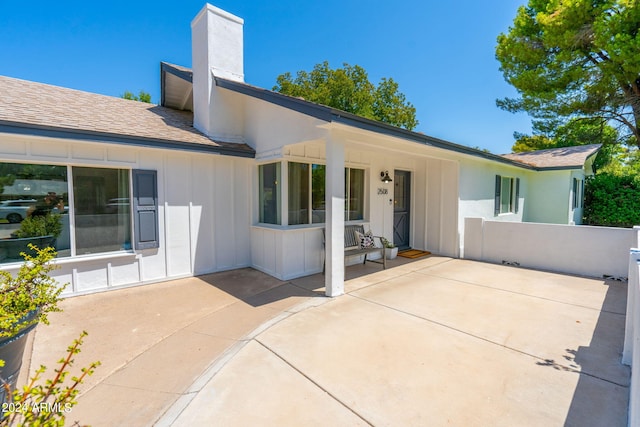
0,4,599,297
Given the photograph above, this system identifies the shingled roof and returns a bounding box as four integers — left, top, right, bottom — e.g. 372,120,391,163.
501,144,601,170
0,75,254,157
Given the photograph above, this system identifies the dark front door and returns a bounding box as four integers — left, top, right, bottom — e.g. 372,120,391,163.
393,170,411,250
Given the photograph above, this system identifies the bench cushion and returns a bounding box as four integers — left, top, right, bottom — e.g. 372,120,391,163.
354,229,375,249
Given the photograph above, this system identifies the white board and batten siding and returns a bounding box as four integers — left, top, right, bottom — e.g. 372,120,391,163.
0,134,252,296
251,226,324,280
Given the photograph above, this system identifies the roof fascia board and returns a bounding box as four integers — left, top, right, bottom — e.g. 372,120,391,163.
330,113,538,170
161,62,194,108
584,146,601,163
0,121,255,159
534,165,583,171
161,62,193,83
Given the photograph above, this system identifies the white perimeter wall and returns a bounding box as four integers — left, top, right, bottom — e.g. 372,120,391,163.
624,248,640,426
0,134,252,296
464,218,639,279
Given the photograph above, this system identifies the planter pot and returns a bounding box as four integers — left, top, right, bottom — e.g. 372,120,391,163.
0,235,55,262
386,247,398,260
0,310,39,403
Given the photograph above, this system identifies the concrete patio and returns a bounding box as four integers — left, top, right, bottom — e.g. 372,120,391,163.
20,256,629,426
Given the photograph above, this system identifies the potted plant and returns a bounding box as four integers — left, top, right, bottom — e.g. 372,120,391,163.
2,213,62,261
13,212,62,240
0,245,66,403
380,237,398,260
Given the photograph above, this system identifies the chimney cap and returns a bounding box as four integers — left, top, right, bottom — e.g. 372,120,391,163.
191,3,244,28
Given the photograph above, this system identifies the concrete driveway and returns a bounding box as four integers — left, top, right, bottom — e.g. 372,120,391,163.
22,256,629,426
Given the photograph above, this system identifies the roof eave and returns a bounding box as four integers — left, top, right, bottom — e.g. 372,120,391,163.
0,120,255,159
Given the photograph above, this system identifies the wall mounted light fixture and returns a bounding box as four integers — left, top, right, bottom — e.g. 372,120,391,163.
380,171,392,183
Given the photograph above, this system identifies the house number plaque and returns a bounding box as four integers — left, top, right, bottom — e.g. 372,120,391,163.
377,188,388,195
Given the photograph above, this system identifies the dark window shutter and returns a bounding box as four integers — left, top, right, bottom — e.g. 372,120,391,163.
494,175,501,216
132,169,159,250
515,178,520,213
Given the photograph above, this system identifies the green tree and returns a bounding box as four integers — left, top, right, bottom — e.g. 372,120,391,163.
122,90,152,103
511,133,556,152
513,117,625,173
512,117,619,151
273,61,418,130
496,1,640,148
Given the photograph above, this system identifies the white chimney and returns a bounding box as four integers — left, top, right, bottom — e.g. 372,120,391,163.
191,4,245,142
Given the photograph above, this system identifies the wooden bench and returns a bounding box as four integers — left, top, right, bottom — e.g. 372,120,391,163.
323,224,386,273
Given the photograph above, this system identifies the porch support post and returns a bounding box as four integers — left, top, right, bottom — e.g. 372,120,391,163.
325,133,345,297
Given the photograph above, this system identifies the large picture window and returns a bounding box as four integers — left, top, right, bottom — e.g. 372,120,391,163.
287,162,365,225
0,162,136,264
0,163,70,262
73,167,131,255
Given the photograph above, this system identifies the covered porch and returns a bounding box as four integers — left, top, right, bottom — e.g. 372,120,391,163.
251,123,461,296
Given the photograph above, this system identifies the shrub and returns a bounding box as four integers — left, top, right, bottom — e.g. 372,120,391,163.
0,245,66,338
584,173,640,228
1,331,100,426
13,214,62,239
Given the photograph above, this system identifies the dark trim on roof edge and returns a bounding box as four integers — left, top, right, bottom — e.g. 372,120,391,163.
160,62,194,108
161,62,193,83
213,76,540,171
585,146,601,163
500,144,601,171
330,113,540,169
0,121,255,159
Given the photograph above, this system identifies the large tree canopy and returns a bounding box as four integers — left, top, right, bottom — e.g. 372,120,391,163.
496,0,640,147
273,61,418,130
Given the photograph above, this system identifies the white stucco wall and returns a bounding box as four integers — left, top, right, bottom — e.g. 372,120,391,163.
524,169,573,224
457,156,525,223
0,133,252,296
457,156,527,256
464,218,638,279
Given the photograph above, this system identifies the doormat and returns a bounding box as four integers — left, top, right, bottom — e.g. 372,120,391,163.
398,249,431,259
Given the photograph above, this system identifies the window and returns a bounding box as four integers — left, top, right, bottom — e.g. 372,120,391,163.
73,167,131,254
287,162,364,225
311,164,326,224
288,162,310,225
0,163,70,262
259,163,281,224
494,175,520,215
345,168,364,221
0,162,158,263
572,178,584,209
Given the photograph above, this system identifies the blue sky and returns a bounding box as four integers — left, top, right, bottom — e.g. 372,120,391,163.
0,1,532,154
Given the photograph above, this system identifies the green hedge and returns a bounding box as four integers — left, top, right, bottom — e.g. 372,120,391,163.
584,173,640,228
